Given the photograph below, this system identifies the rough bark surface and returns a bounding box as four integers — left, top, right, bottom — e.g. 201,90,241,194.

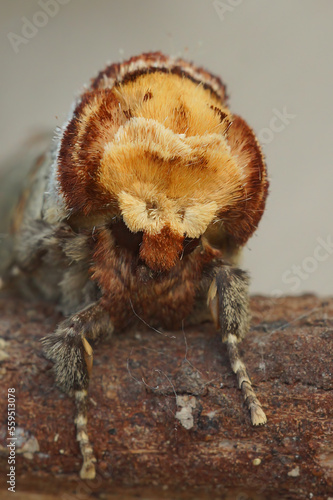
0,294,332,500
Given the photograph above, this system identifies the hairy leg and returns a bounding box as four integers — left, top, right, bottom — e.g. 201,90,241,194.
207,266,267,426
42,300,113,479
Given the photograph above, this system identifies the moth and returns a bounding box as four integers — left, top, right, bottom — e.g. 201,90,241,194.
0,52,268,479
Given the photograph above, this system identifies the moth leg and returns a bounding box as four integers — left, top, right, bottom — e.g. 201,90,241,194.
42,301,113,479
207,267,267,426
75,388,95,480
74,337,95,480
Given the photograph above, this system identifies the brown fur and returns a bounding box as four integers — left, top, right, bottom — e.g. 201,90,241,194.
216,115,269,244
140,226,184,272
91,51,227,102
90,228,221,331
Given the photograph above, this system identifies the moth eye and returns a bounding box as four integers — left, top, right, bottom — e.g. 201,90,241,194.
111,219,143,254
182,237,200,256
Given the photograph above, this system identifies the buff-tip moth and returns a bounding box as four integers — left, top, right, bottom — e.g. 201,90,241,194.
0,52,269,479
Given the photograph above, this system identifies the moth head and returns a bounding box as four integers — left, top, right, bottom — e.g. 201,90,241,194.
57,64,268,272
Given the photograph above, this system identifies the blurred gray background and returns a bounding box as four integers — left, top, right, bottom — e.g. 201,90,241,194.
1,0,332,296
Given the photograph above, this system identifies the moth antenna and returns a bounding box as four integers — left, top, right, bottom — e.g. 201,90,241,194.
129,297,176,339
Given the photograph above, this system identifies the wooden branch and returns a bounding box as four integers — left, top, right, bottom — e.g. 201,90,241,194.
0,294,332,500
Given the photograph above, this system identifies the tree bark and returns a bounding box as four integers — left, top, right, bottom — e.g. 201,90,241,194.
0,294,332,500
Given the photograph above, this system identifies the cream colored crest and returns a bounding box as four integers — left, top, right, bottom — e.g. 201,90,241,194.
99,117,244,238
